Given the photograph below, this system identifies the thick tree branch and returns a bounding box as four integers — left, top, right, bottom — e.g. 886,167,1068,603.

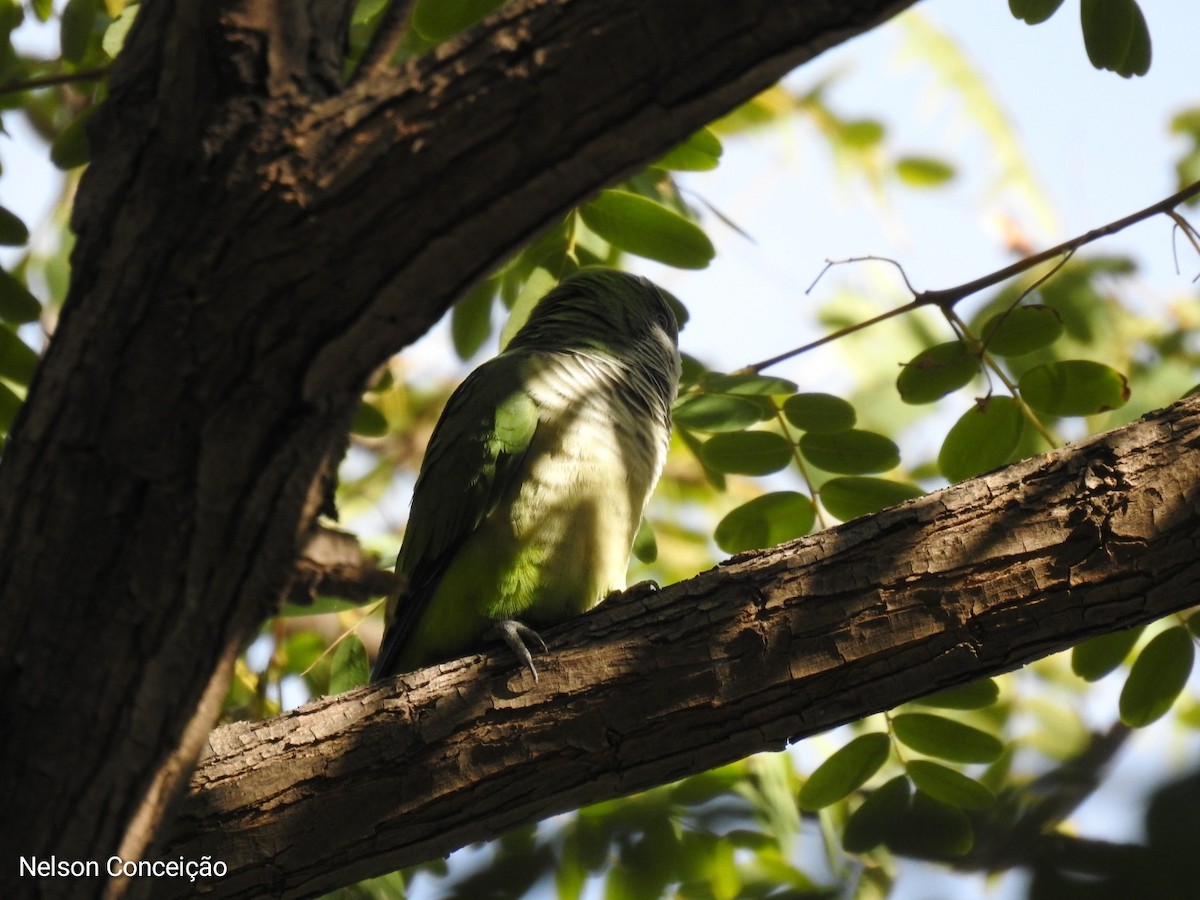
0,0,919,892
158,395,1200,898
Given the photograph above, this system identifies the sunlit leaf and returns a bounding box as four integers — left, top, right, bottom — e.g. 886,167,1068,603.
1072,624,1145,681
701,431,792,475
451,279,495,360
895,156,955,187
715,491,815,554
411,0,505,42
1119,627,1194,727
938,396,1024,482
799,732,890,810
656,128,723,171
632,518,658,564
102,4,138,58
841,119,885,149
914,678,1000,710
579,190,714,269
800,429,900,475
350,401,388,437
782,392,856,433
981,305,1064,356
897,341,979,404
329,634,370,693
892,713,1003,763
906,761,995,811
819,476,923,521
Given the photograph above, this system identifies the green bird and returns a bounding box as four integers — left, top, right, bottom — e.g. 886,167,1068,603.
371,268,682,681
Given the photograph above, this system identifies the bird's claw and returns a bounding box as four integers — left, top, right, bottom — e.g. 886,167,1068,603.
489,619,547,682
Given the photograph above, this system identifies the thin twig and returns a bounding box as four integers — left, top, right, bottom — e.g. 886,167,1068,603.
745,179,1200,373
0,65,110,95
352,0,416,85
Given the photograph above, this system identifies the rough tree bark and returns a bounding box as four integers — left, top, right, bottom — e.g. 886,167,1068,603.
0,0,917,896
160,393,1200,899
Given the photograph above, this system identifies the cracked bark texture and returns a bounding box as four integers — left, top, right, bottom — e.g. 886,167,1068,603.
159,395,1200,898
0,0,919,897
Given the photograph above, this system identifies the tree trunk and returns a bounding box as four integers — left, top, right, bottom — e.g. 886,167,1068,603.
159,394,1200,898
0,0,916,897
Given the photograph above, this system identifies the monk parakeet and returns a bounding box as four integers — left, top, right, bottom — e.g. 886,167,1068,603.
371,268,682,681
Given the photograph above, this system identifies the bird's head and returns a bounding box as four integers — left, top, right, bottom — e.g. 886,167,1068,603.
506,269,682,373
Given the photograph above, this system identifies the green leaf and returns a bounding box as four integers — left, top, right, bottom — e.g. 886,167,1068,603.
1019,360,1130,416
61,0,99,63
1080,0,1152,77
102,4,137,58
895,156,955,187
329,634,371,693
703,372,798,395
892,713,1003,763
673,393,766,432
841,119,885,149
782,392,856,433
656,128,723,171
701,431,792,475
50,113,91,170
799,429,900,475
1072,624,1145,681
0,270,40,324
500,267,557,349
450,280,494,360
350,401,388,437
905,761,995,811
938,396,1024,482
1009,0,1065,25
884,791,974,858
632,518,658,564
411,0,505,42
1119,627,1195,727
914,678,1000,710
579,190,714,269
981,305,1064,356
819,477,923,521
0,205,28,246
843,776,911,853
897,341,980,404
0,326,38,385
0,380,20,433
715,491,815,554
799,733,890,811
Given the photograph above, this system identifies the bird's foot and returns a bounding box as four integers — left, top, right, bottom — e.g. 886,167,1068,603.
489,619,548,682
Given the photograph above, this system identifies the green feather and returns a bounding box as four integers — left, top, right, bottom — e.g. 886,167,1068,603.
372,269,681,679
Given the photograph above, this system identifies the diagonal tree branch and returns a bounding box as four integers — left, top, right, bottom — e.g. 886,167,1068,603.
159,394,1200,899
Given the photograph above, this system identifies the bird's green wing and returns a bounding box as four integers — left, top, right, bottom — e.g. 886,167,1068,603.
373,353,539,677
